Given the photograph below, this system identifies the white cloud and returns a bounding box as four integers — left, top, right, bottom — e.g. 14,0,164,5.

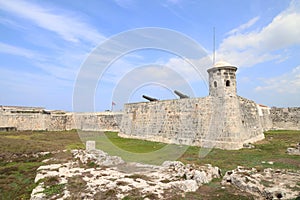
218,0,300,67
109,64,197,107
0,66,73,109
0,42,38,59
0,17,25,30
164,56,211,82
226,16,260,36
0,0,105,44
98,53,211,88
0,1,107,87
255,65,300,94
0,42,83,81
113,0,135,8
0,67,71,88
89,49,211,110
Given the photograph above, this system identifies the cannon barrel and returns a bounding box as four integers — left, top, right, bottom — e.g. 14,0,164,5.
142,95,158,102
174,90,189,99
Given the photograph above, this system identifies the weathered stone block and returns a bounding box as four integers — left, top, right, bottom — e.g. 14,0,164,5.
86,141,96,151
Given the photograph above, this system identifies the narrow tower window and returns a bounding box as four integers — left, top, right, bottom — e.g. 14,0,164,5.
214,81,217,88
226,80,230,87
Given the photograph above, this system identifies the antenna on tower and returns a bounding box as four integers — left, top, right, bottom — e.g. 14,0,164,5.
213,27,216,64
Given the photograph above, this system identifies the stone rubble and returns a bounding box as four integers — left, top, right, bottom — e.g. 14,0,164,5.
30,149,221,200
222,166,300,200
286,143,300,155
73,149,125,166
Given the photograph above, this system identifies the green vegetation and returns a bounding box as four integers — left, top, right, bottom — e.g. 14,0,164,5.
43,184,65,196
0,130,299,199
0,130,83,200
179,130,300,172
81,131,166,153
0,162,42,199
42,176,65,197
105,132,166,153
81,131,176,164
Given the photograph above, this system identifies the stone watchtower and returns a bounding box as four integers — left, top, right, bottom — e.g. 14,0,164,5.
206,61,244,149
207,61,237,97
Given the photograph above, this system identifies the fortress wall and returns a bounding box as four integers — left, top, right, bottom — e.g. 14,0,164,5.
47,114,68,131
237,96,265,142
207,96,243,143
0,112,48,130
65,114,76,130
120,97,213,146
120,96,267,149
257,106,273,131
270,107,300,130
204,96,264,149
72,112,122,131
0,108,122,132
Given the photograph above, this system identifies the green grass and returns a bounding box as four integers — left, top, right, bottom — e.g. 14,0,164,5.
105,132,166,153
80,131,183,164
81,132,166,153
66,142,85,151
0,162,42,199
42,183,65,196
179,130,300,172
81,130,300,171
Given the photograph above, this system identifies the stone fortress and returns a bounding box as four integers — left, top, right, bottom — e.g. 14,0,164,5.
0,61,299,149
120,61,275,149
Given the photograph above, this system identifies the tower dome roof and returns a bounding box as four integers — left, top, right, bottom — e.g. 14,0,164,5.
207,60,237,73
213,61,234,68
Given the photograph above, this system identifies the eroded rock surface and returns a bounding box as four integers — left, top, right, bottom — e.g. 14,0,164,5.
222,166,300,200
31,149,221,199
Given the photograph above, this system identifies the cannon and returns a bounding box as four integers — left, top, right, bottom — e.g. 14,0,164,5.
174,90,189,99
142,95,158,102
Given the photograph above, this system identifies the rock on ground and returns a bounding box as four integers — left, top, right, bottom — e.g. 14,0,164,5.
286,143,300,155
30,149,221,200
222,166,300,200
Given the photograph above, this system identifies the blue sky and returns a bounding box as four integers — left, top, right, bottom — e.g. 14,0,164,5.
0,0,300,111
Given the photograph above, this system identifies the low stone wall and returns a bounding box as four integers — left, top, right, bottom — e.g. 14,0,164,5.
0,112,49,130
270,107,300,130
47,114,68,131
72,112,122,132
0,107,122,132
